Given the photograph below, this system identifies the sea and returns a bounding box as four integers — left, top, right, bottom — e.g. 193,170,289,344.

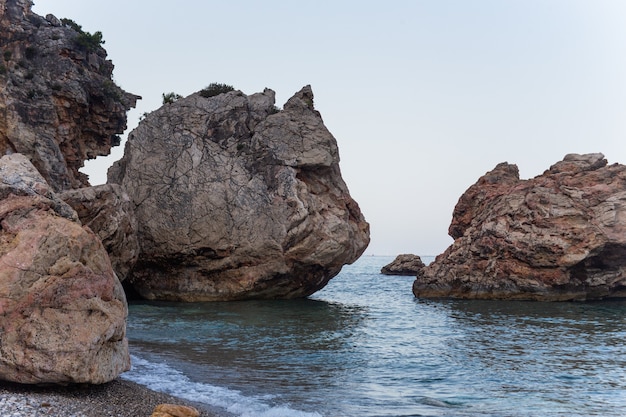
122,256,626,417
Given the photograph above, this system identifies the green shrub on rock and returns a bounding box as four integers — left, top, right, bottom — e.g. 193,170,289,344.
199,83,235,98
60,18,105,52
162,92,182,104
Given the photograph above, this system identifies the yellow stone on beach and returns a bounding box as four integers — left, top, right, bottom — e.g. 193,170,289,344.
150,403,200,417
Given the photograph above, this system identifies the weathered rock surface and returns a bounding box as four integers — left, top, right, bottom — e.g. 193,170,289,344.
108,86,370,301
381,254,425,276
413,153,626,301
60,184,139,281
0,153,129,384
0,0,139,191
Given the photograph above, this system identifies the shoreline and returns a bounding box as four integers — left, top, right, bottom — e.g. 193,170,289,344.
0,378,224,417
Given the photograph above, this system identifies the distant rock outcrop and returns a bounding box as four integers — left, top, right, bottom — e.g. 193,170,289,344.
0,0,139,191
108,86,370,301
381,254,425,276
413,153,626,301
0,154,129,384
60,184,139,282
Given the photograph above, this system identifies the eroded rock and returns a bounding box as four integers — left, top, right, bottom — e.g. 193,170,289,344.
109,86,370,301
0,154,129,384
413,153,626,301
0,0,139,191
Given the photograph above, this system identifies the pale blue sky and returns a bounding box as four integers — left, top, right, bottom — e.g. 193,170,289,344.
33,0,626,256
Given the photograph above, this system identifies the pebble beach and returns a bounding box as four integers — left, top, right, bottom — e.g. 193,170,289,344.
0,379,219,417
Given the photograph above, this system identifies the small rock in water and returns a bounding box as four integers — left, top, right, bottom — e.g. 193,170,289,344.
381,254,425,276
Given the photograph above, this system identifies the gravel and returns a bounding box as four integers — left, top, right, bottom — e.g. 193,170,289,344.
0,378,222,417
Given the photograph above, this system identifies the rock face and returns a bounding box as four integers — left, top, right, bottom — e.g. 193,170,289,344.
0,0,139,191
60,184,139,282
108,86,370,301
0,153,129,384
381,254,425,276
413,153,626,301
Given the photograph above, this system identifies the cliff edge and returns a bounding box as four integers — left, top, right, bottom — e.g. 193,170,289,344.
0,0,139,191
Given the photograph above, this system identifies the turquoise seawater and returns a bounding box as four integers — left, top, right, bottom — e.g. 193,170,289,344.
123,256,626,417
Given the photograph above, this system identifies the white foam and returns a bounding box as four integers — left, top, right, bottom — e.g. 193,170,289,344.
122,355,323,417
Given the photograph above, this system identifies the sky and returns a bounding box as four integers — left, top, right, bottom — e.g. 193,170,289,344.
32,0,626,257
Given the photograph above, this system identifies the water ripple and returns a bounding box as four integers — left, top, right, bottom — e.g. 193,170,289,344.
126,256,626,417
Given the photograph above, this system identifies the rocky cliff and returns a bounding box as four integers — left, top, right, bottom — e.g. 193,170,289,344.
109,86,370,301
0,0,138,191
413,153,626,301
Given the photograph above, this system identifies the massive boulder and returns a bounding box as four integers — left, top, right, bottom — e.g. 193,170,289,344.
381,254,425,276
413,153,626,301
0,153,129,384
0,0,139,191
60,184,139,282
108,86,370,301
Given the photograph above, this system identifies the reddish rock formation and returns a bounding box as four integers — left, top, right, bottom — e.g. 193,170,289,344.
0,0,139,191
413,153,626,301
0,154,129,384
381,254,426,276
109,86,370,301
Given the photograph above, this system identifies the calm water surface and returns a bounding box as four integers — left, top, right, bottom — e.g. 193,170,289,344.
124,256,626,417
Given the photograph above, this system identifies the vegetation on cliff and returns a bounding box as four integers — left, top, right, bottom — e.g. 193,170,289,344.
60,17,105,51
0,1,139,190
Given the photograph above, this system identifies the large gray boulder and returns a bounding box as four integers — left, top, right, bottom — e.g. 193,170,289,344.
108,86,369,301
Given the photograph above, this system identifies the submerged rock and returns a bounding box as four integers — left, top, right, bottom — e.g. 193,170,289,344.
0,154,129,384
109,86,370,301
381,254,425,276
413,153,626,301
0,0,139,191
